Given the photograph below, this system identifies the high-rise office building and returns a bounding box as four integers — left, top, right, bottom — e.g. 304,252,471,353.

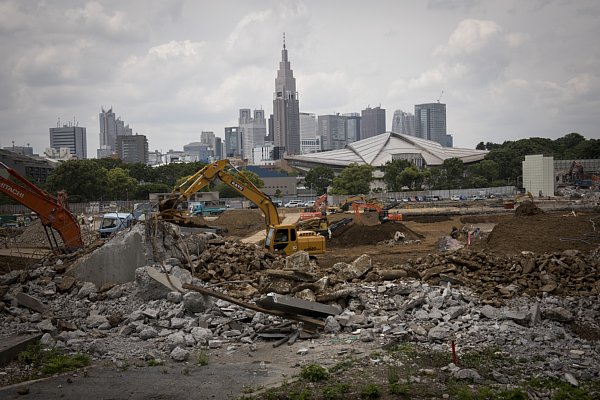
99,107,116,157
116,134,148,164
360,106,386,139
224,127,242,158
272,35,300,157
239,109,267,162
98,106,132,158
214,137,223,160
414,103,452,147
319,114,348,151
49,124,87,159
201,131,216,148
344,113,361,143
183,142,212,162
391,110,415,136
299,112,320,154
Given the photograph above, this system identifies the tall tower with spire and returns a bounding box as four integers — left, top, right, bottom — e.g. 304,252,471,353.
273,33,300,157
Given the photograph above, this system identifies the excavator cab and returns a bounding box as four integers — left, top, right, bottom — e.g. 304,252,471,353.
265,225,325,256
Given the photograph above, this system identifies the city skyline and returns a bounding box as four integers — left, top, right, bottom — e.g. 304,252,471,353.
0,1,598,158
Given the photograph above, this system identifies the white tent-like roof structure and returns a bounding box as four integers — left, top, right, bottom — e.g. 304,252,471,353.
286,132,487,171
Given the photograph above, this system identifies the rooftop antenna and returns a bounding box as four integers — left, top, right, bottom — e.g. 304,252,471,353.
57,117,61,127
283,32,286,49
437,90,444,103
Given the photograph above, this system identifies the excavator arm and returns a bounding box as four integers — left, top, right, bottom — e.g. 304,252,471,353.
159,159,281,230
0,162,83,251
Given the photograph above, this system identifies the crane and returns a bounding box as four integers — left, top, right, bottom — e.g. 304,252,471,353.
0,162,83,252
437,90,444,103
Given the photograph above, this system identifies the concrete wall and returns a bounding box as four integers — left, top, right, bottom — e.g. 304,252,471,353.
67,225,149,288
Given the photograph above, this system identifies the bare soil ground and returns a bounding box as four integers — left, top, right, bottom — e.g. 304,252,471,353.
211,208,600,267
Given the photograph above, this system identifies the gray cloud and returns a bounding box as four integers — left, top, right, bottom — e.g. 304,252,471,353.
0,0,598,154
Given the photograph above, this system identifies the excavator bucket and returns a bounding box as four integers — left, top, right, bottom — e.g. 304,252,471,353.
158,197,178,212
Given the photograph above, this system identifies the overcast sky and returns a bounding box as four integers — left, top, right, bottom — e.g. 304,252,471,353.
1,0,599,157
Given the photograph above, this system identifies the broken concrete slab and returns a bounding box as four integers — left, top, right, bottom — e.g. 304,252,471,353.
67,225,148,288
0,333,43,366
135,266,184,300
16,292,46,313
256,292,341,318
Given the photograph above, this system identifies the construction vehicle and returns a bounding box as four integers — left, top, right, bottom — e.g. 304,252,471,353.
503,192,534,209
300,193,328,220
159,159,325,256
339,195,366,211
0,162,83,252
352,201,403,223
190,202,228,216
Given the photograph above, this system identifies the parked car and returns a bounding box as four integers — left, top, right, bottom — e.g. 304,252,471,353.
284,200,303,208
273,200,283,207
450,195,461,201
304,200,316,208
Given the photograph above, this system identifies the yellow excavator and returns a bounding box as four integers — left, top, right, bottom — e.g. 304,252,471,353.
158,159,325,256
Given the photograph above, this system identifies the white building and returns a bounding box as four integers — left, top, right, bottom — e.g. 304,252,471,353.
239,109,266,162
299,112,320,154
44,147,75,161
252,143,276,166
522,154,555,197
49,124,87,159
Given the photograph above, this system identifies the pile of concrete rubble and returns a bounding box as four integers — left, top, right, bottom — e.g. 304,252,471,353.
399,248,600,305
0,222,598,387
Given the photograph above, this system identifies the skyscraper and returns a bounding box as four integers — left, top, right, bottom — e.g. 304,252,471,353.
319,114,348,151
49,123,87,159
414,103,452,147
98,106,133,158
391,110,415,136
224,127,242,158
273,34,300,157
239,109,266,161
201,131,216,148
98,107,117,157
116,134,148,164
299,112,320,154
360,106,386,139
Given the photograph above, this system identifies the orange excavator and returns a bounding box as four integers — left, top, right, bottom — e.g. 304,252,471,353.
352,201,403,223
299,193,328,221
0,162,83,252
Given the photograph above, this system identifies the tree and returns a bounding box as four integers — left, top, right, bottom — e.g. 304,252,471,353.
124,163,154,183
240,169,264,188
304,166,334,195
398,166,426,190
467,160,499,183
106,168,137,200
153,162,206,187
45,160,109,202
330,163,374,195
383,159,412,192
94,158,124,171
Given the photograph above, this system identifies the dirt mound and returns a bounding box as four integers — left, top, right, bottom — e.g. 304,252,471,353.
328,222,423,248
515,202,544,216
473,212,600,255
213,209,266,237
